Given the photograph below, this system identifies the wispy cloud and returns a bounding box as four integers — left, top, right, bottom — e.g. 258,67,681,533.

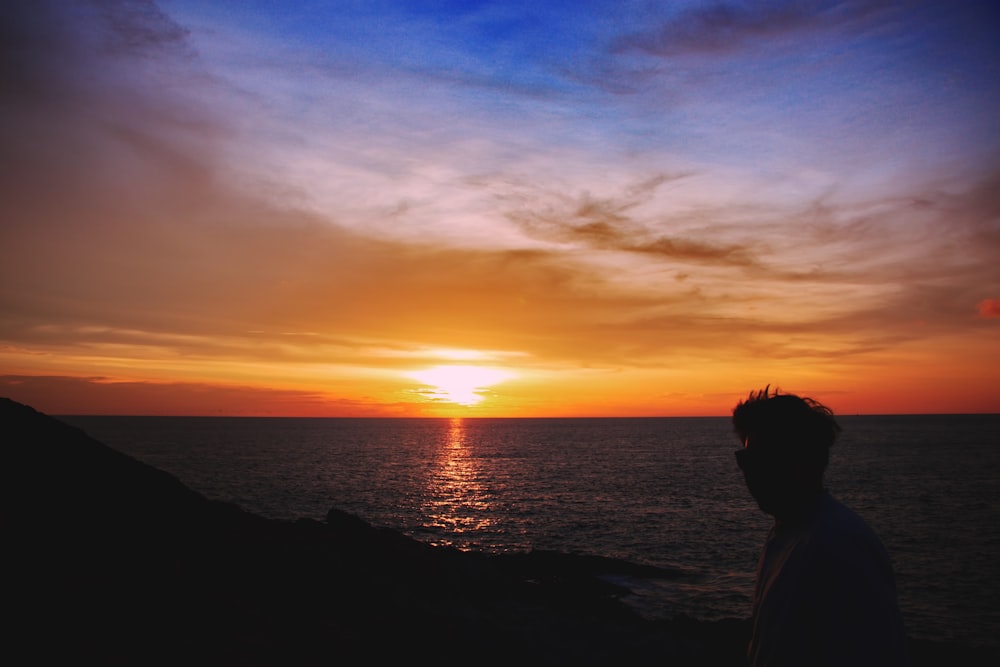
610,1,900,57
978,299,1000,319
504,174,763,269
0,374,406,416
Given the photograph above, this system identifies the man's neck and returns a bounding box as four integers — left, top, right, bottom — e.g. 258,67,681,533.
772,488,825,527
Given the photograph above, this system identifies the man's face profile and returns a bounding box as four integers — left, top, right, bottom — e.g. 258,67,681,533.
737,436,797,518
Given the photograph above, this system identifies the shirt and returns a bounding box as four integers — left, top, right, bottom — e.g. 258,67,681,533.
748,491,909,667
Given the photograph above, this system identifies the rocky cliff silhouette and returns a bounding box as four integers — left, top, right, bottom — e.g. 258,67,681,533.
2,397,746,665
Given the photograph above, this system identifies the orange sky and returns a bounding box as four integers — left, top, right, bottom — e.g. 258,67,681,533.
2,2,998,417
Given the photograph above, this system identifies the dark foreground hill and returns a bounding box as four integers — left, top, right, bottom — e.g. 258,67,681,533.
1,398,745,665
2,398,994,666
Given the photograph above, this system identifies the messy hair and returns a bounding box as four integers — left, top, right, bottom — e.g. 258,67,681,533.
731,385,841,471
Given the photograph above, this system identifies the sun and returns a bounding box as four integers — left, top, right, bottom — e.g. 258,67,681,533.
407,365,515,406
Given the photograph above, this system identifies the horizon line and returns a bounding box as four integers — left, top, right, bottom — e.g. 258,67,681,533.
55,411,1000,419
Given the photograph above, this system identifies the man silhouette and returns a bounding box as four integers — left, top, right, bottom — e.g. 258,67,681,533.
733,386,908,667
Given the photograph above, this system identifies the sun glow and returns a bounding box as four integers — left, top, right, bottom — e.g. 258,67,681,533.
407,365,515,406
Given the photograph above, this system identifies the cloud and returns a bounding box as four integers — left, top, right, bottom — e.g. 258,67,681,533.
1,0,225,238
977,299,1000,319
0,0,188,94
503,173,765,269
0,375,407,416
610,1,903,57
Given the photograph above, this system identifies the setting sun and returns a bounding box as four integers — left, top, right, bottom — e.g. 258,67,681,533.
407,365,515,406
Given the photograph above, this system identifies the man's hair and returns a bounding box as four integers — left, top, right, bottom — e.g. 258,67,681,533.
732,386,841,471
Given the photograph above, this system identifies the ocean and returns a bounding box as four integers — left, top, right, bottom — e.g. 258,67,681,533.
62,414,999,650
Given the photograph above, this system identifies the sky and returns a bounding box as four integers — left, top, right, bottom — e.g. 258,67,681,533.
1,0,998,417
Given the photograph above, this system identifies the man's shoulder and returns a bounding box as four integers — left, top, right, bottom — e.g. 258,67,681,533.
811,493,890,557
818,492,864,520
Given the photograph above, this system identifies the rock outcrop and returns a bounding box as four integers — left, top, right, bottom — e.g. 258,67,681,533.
1,397,742,665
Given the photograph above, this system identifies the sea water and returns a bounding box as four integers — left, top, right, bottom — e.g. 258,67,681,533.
62,414,1000,650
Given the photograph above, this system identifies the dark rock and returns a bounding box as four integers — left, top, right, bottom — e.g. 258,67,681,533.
4,398,717,665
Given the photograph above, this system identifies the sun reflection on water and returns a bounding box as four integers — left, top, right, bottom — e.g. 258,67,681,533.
421,417,498,547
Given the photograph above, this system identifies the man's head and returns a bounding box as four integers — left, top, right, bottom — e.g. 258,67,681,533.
732,386,841,520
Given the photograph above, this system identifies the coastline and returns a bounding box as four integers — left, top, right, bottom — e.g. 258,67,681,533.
3,398,994,665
